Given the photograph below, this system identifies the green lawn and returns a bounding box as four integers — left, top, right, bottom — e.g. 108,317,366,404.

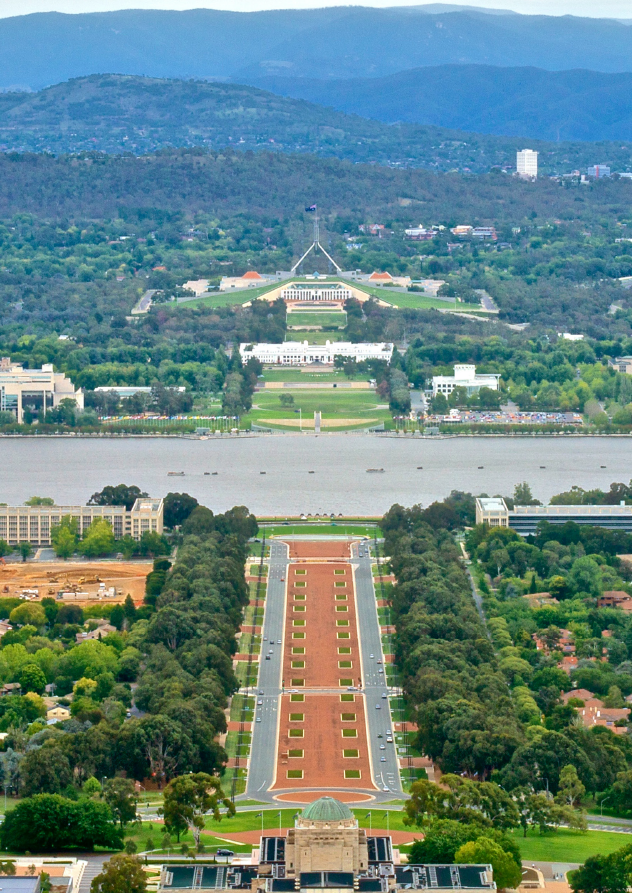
248,388,389,430
505,828,629,862
358,286,455,310
253,389,381,413
180,292,252,309
229,694,254,722
179,280,461,314
285,331,345,344
287,311,347,327
262,369,363,383
182,284,276,309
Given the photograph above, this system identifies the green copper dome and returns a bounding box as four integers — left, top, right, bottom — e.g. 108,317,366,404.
301,797,354,823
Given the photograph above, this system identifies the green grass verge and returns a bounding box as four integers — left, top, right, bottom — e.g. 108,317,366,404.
260,523,379,537
229,694,254,722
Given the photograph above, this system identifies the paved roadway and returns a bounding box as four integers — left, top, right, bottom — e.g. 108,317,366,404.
352,542,402,796
247,539,289,798
246,538,402,803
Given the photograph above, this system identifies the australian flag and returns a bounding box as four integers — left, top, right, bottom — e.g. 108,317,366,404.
305,204,317,212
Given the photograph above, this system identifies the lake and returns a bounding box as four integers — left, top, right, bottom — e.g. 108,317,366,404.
1,434,630,515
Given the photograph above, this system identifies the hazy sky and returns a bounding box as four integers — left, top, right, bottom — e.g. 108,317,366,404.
1,0,632,17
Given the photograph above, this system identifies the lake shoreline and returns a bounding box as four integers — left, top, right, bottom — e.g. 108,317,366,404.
0,435,630,514
0,431,631,439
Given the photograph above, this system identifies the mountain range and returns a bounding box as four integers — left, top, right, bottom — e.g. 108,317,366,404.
2,7,632,91
3,73,632,159
250,65,632,142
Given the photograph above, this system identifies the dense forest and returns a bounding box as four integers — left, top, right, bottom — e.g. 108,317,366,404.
1,75,632,174
0,146,631,426
0,500,256,851
3,148,632,223
1,155,632,333
383,495,632,816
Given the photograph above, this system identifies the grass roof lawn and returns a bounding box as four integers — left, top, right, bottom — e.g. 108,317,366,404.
178,290,261,309
358,286,455,310
180,279,459,312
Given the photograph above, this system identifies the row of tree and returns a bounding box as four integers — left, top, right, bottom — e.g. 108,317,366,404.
383,499,632,798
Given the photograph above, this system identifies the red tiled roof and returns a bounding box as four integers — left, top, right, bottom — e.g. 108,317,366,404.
369,271,393,281
561,688,594,704
242,271,263,280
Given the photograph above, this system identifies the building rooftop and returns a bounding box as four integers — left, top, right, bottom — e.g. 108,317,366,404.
394,865,494,891
161,866,257,890
476,498,507,512
302,797,354,824
512,504,632,516
300,872,355,889
0,880,41,893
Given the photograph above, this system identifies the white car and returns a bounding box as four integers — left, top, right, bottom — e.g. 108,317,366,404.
375,704,381,709
370,654,374,659
380,745,386,750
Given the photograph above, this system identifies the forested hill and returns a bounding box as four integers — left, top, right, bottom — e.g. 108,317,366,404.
0,74,501,172
2,7,632,90
3,75,632,175
0,147,631,225
251,65,632,143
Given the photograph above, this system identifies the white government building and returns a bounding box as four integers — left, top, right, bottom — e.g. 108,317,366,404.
0,498,164,547
0,357,84,423
432,364,500,397
240,341,394,366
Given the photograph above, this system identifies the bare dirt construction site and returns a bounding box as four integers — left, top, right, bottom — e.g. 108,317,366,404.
0,561,152,604
272,538,375,792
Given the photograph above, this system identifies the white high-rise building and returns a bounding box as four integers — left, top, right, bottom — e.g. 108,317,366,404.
516,149,538,179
